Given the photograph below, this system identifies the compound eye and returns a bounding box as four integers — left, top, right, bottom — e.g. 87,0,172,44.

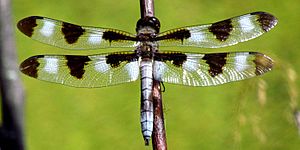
136,16,161,33
149,17,160,32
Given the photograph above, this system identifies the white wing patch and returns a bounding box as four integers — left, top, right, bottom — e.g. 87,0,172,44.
182,57,200,72
43,57,58,74
39,20,55,37
94,59,110,73
88,32,103,44
186,26,207,43
125,61,140,81
238,15,255,32
153,61,167,81
234,53,249,72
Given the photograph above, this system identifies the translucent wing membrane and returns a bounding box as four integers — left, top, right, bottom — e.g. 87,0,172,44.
153,51,273,86
19,51,140,87
157,12,277,48
17,16,138,50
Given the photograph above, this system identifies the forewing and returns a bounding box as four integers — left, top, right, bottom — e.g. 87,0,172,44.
19,52,140,88
157,12,277,48
17,16,137,50
153,51,273,86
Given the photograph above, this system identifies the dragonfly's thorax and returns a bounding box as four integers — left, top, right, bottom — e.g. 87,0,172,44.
135,17,160,60
136,30,156,41
136,42,158,60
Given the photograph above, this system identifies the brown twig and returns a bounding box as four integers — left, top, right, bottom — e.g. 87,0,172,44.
0,0,25,149
140,0,155,18
152,80,167,150
139,0,167,149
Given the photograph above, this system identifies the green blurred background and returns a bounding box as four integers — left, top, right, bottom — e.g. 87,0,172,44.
10,0,300,149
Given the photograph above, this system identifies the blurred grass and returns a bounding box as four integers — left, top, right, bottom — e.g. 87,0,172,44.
9,0,300,149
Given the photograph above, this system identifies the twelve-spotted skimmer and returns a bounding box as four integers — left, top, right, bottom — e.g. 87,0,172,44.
18,11,277,145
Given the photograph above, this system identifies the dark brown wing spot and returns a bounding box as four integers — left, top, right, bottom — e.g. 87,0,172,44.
208,19,233,41
65,56,91,79
106,52,138,68
19,55,43,78
62,22,85,44
154,52,187,67
17,16,43,37
102,30,137,44
251,52,273,75
251,12,278,32
202,53,227,77
156,29,191,44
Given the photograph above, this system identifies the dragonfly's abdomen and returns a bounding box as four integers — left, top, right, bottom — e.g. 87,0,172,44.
140,60,153,145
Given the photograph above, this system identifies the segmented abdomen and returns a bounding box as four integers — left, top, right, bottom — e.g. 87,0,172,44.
140,60,153,144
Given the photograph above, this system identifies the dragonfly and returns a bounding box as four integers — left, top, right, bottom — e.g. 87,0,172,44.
18,11,277,145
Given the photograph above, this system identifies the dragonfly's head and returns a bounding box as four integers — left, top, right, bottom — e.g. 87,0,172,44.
136,16,160,34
